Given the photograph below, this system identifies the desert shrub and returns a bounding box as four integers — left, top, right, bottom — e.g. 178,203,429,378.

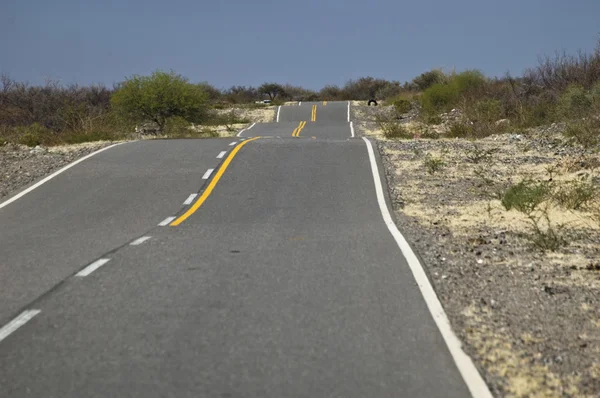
557,85,593,119
16,123,56,147
421,128,440,139
420,83,458,115
501,180,550,214
447,122,474,138
111,70,209,132
502,180,568,251
464,145,499,164
554,179,598,210
391,97,412,114
375,83,404,101
163,116,193,136
523,45,600,92
526,212,569,251
563,118,600,148
412,69,447,91
342,77,397,100
473,99,504,122
64,129,120,144
374,113,412,139
423,154,445,174
452,70,487,96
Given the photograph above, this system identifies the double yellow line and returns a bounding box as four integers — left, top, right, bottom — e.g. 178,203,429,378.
311,105,317,122
292,121,306,137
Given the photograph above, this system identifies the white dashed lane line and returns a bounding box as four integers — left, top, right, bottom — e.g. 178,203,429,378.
0,310,41,344
130,236,152,246
183,194,198,205
202,169,214,180
229,142,237,146
76,258,111,277
158,217,176,226
217,151,227,159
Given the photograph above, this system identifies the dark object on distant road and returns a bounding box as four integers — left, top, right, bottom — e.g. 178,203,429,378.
368,99,378,106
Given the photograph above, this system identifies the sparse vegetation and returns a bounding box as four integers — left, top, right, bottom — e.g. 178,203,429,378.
423,154,445,174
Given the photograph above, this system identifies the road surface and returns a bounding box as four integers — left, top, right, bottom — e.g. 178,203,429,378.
0,102,489,397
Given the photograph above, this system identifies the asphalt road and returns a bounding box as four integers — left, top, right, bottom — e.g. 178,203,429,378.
0,102,483,397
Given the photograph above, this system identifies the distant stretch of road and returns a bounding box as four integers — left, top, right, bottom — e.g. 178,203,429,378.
0,101,490,397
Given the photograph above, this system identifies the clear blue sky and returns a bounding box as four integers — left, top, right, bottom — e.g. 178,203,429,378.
1,0,599,90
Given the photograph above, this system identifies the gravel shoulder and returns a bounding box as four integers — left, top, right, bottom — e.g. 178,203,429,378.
0,141,117,201
353,104,600,397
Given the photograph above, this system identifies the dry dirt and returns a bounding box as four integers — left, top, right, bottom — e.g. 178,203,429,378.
353,104,600,397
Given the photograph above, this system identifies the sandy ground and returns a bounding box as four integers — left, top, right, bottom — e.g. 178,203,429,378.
353,104,600,397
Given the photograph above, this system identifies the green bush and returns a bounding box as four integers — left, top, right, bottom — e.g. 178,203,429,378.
554,179,597,210
452,70,487,95
420,70,488,116
501,180,550,214
16,123,53,147
65,130,119,144
391,97,412,114
420,83,458,115
423,154,445,174
163,116,193,137
563,119,600,148
412,69,447,91
447,122,474,138
473,99,504,122
558,85,593,119
111,70,209,132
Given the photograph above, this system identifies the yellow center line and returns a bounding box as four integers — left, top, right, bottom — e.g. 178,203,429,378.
170,136,261,226
323,101,327,106
311,105,317,122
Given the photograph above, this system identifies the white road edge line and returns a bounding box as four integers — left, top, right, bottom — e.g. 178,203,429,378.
130,236,151,246
347,101,351,122
76,258,111,277
229,142,237,146
361,137,493,398
0,142,126,210
350,121,355,138
0,310,41,343
276,106,281,122
158,216,176,226
237,123,256,137
183,194,198,205
202,169,214,180
217,151,227,159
